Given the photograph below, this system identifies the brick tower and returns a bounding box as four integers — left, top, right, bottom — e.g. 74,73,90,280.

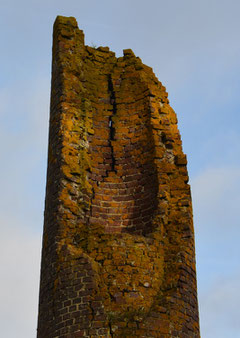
37,16,200,337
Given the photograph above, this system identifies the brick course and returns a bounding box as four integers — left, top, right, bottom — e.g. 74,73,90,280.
37,16,200,337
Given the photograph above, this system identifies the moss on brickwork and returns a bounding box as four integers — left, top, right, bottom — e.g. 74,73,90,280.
37,16,200,338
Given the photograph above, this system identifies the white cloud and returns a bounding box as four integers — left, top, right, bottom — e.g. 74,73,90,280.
192,167,240,336
0,76,49,225
0,222,41,338
191,166,240,230
199,273,240,338
0,76,48,337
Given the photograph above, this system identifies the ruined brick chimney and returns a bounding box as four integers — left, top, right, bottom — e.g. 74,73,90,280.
37,16,200,337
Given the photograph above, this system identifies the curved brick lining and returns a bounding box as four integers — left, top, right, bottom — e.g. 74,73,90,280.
88,78,158,235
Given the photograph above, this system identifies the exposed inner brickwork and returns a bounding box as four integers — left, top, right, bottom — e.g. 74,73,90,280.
88,67,158,235
37,16,200,338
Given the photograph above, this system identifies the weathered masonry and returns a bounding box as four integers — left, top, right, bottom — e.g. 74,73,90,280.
37,16,200,338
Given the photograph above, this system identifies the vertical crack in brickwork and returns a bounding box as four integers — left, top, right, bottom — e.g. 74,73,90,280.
107,73,116,173
108,321,114,338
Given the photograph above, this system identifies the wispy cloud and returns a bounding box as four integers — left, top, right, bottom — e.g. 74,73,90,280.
0,220,41,338
200,273,240,338
192,166,240,230
0,77,48,336
192,166,240,337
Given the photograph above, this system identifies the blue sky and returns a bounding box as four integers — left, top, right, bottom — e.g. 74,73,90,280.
1,1,240,337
